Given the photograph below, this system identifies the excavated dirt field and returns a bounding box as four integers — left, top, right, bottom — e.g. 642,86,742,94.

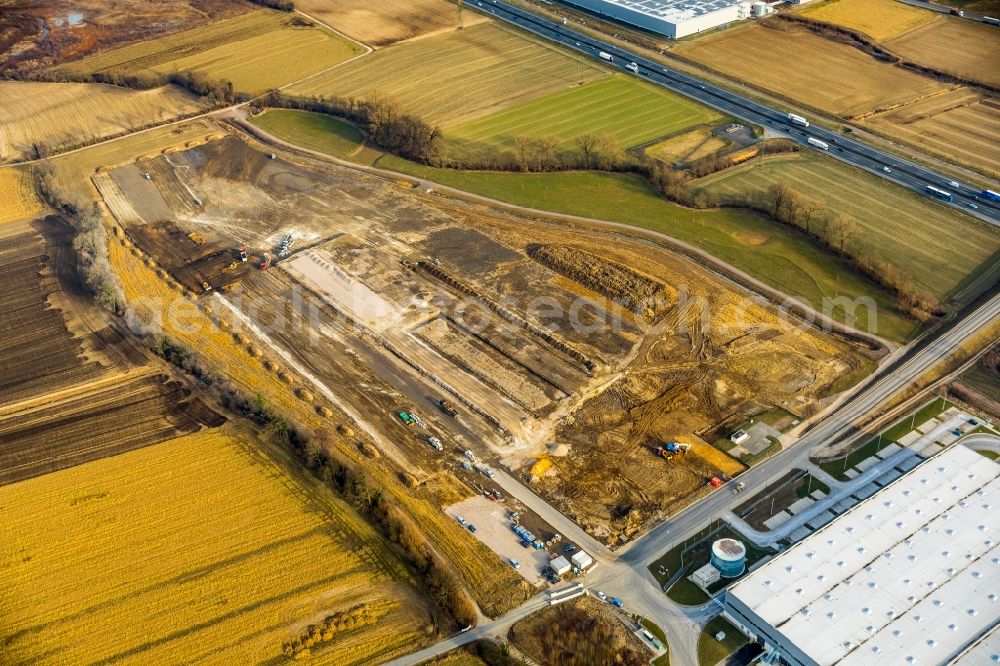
0,215,224,485
98,134,868,545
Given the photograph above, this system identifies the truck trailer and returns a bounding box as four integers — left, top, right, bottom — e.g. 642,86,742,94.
926,185,954,202
806,137,829,151
599,51,613,62
787,113,809,128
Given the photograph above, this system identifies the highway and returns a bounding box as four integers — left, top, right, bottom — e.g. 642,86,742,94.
470,0,1000,225
896,0,1000,24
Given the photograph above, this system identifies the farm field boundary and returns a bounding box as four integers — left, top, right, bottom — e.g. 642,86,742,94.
52,10,365,95
694,153,1000,303
286,22,607,126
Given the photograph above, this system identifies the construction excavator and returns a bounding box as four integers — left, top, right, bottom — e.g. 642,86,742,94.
651,442,692,460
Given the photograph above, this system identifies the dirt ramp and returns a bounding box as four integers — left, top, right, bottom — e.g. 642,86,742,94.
527,243,674,321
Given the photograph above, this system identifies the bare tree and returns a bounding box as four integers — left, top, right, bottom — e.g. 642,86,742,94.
574,133,600,168
536,134,561,170
766,182,793,220
823,214,858,252
514,135,534,172
798,196,823,235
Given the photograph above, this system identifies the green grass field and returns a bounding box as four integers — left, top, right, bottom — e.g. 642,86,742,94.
444,75,722,160
695,153,1000,302
376,154,917,341
251,110,362,158
286,22,605,126
698,617,746,666
57,11,364,95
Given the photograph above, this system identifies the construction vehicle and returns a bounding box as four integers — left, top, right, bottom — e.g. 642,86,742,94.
463,450,477,462
278,234,293,258
239,248,248,262
427,435,443,451
438,399,458,416
651,442,692,459
260,253,272,270
398,412,417,427
731,481,746,494
709,477,723,488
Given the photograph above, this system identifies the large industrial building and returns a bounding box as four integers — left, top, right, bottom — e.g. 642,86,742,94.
722,444,1000,665
558,0,752,39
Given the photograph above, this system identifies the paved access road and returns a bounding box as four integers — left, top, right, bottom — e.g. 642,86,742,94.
470,0,1000,224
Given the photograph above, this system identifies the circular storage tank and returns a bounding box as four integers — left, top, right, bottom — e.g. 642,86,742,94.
710,538,747,578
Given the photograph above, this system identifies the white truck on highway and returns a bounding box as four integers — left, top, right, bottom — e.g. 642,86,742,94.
807,137,829,151
599,51,613,62
787,113,810,128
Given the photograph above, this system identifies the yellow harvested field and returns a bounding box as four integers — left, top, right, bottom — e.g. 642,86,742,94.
0,82,205,162
887,16,1000,87
0,430,430,665
800,0,934,40
287,22,605,126
864,88,1000,179
56,11,364,95
675,23,946,116
0,167,44,225
294,0,487,46
646,127,726,163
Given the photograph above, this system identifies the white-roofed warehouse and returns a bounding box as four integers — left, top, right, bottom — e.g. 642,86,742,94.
557,0,751,39
722,444,1000,666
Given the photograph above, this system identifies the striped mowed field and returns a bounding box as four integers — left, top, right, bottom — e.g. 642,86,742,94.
863,88,1000,179
444,75,722,159
0,431,429,666
287,22,606,126
56,11,364,95
695,153,1000,301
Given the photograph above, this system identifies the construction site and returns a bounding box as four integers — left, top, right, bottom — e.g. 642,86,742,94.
96,129,871,546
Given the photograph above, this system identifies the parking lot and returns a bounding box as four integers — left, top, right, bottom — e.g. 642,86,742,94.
445,495,551,585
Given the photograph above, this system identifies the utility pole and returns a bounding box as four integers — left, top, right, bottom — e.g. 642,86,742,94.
457,0,464,29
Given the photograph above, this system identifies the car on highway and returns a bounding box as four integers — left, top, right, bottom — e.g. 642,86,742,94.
883,166,892,173
970,203,979,209
456,516,466,525
509,558,520,569
468,524,477,533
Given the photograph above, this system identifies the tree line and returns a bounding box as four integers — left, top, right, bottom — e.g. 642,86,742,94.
743,182,940,321
149,334,482,630
260,90,442,163
34,165,126,313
